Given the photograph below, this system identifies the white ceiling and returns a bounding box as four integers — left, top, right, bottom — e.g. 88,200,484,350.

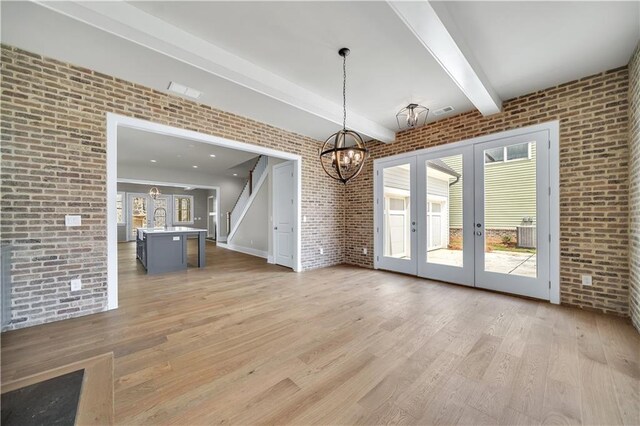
2,1,638,143
128,1,471,125
117,127,260,181
436,1,640,100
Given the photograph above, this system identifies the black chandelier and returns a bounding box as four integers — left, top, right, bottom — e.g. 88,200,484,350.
396,103,429,130
319,48,368,185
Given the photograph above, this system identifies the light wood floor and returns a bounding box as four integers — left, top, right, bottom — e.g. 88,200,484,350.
2,242,638,425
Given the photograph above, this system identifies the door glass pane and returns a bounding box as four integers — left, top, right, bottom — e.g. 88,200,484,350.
153,197,168,228
383,163,411,259
506,142,529,161
131,196,148,238
174,196,193,223
483,141,537,277
425,155,463,267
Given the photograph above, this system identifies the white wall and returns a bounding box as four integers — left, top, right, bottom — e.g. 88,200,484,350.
230,179,269,254
227,156,286,259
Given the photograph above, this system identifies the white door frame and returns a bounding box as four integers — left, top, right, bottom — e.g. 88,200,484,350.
107,113,302,310
373,121,560,304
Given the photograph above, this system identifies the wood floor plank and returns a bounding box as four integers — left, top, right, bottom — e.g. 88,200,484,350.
456,333,503,381
466,351,521,419
507,323,552,419
578,355,624,425
0,241,636,425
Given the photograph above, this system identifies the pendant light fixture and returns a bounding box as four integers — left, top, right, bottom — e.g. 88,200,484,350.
396,103,429,130
319,47,368,185
149,187,160,200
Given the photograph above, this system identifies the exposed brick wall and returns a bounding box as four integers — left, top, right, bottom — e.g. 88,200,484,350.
1,43,636,329
0,45,344,330
629,43,640,332
347,67,631,316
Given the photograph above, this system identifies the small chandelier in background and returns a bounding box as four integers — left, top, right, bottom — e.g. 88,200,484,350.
396,103,429,130
149,187,160,200
319,47,368,185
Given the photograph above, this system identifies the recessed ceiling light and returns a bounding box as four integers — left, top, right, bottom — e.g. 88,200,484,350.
192,165,198,168
209,154,216,158
150,159,157,163
233,173,238,176
167,81,202,99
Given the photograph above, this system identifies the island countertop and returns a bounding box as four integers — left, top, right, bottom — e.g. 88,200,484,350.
138,226,207,236
136,227,207,274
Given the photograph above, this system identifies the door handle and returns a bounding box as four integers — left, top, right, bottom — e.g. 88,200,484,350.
476,223,482,228
274,226,278,230
476,231,482,236
412,228,416,233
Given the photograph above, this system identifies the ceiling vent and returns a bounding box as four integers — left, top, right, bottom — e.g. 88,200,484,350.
168,81,202,99
432,106,455,116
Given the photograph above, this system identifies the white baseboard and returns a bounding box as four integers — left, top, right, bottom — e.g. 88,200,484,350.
218,242,268,259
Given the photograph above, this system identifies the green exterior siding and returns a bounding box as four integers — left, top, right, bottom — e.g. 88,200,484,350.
443,142,537,229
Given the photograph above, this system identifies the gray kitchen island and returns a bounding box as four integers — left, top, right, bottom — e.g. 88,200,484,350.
136,227,207,275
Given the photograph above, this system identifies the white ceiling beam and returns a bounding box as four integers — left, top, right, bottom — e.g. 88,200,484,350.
35,1,396,143
387,1,502,116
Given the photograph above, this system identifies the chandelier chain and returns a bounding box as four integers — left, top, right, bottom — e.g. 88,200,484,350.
342,53,346,131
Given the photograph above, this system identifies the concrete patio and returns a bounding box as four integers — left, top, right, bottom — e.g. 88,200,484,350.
428,249,537,277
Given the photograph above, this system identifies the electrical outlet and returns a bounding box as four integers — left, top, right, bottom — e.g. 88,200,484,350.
70,279,82,292
363,248,368,255
319,248,324,255
581,275,592,286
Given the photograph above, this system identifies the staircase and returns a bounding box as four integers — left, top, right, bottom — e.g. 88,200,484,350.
227,155,268,240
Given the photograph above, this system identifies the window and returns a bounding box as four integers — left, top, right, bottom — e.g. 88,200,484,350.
484,147,504,163
485,142,530,164
116,192,125,224
174,195,194,224
389,198,405,211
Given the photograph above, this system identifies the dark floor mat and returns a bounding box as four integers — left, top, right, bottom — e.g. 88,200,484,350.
1,369,84,426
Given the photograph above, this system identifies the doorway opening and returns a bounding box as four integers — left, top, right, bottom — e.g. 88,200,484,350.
107,114,302,310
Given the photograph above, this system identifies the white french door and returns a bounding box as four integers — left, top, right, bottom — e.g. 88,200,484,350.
473,131,550,299
417,146,475,286
375,129,552,300
127,193,151,241
375,156,417,275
